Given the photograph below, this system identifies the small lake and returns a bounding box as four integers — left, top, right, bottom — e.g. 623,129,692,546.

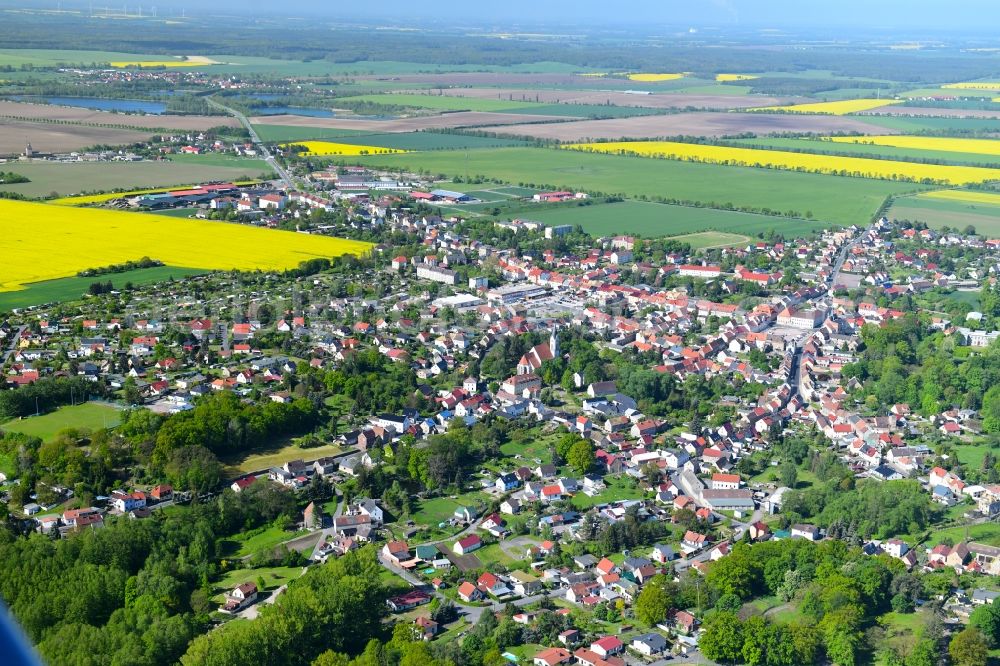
13,96,167,114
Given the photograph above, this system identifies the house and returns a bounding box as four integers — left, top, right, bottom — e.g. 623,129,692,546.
454,534,482,555
591,635,624,658
510,570,542,596
150,484,173,502
671,609,698,635
458,580,484,602
111,490,147,513
386,590,431,612
651,544,676,563
382,540,411,566
414,616,439,641
533,647,573,666
303,501,323,530
453,505,478,523
500,498,521,515
681,530,709,554
972,588,1000,605
230,475,257,493
496,473,520,492
631,633,668,657
221,582,258,613
477,571,511,597
791,524,820,541
711,473,741,490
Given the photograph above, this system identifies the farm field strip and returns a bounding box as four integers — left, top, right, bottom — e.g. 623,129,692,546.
889,199,1000,237
748,98,903,114
565,140,1000,185
280,140,409,156
0,199,372,292
826,135,1000,156
352,146,929,227
715,74,759,81
941,81,1000,90
0,266,206,312
919,189,1000,206
626,73,686,82
725,137,1000,167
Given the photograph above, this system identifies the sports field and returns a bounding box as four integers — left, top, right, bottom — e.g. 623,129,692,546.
566,140,1000,185
0,199,372,292
507,200,822,237
1,403,122,441
0,266,205,312
354,146,928,226
1,161,272,199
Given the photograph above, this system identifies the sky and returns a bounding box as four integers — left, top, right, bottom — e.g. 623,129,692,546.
150,0,1000,32
29,0,1000,33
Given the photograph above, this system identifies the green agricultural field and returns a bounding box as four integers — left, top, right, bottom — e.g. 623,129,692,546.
0,265,206,312
333,94,662,118
0,402,122,441
1,160,273,198
857,115,1000,133
889,195,1000,236
221,525,308,558
166,153,270,169
251,124,372,143
727,137,1000,167
355,147,926,227
205,57,598,77
507,199,823,237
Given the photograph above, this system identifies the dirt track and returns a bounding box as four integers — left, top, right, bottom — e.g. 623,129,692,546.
478,111,897,140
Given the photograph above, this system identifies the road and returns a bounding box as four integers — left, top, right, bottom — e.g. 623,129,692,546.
828,224,871,292
206,98,295,190
1,325,26,366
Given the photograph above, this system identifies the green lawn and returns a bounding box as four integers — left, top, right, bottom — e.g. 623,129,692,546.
1,161,273,199
411,491,491,527
0,402,122,441
926,522,1000,547
475,543,517,567
210,565,303,603
955,443,997,469
571,476,645,509
0,265,206,312
220,441,346,478
222,525,308,558
355,147,928,227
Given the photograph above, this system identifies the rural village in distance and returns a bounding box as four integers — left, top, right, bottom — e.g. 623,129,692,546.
5,2,1000,665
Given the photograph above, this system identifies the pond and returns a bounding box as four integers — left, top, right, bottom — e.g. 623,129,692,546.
13,95,167,114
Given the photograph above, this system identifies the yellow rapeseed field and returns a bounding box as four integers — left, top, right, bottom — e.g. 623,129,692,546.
0,199,372,292
109,56,219,68
919,189,1000,206
942,82,1000,90
565,141,1000,185
827,135,1000,156
282,141,409,157
748,99,903,115
626,73,686,82
716,74,759,82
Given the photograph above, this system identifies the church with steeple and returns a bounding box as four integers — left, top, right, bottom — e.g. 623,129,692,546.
516,327,560,375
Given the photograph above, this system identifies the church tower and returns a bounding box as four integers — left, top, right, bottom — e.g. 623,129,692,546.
549,327,559,358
